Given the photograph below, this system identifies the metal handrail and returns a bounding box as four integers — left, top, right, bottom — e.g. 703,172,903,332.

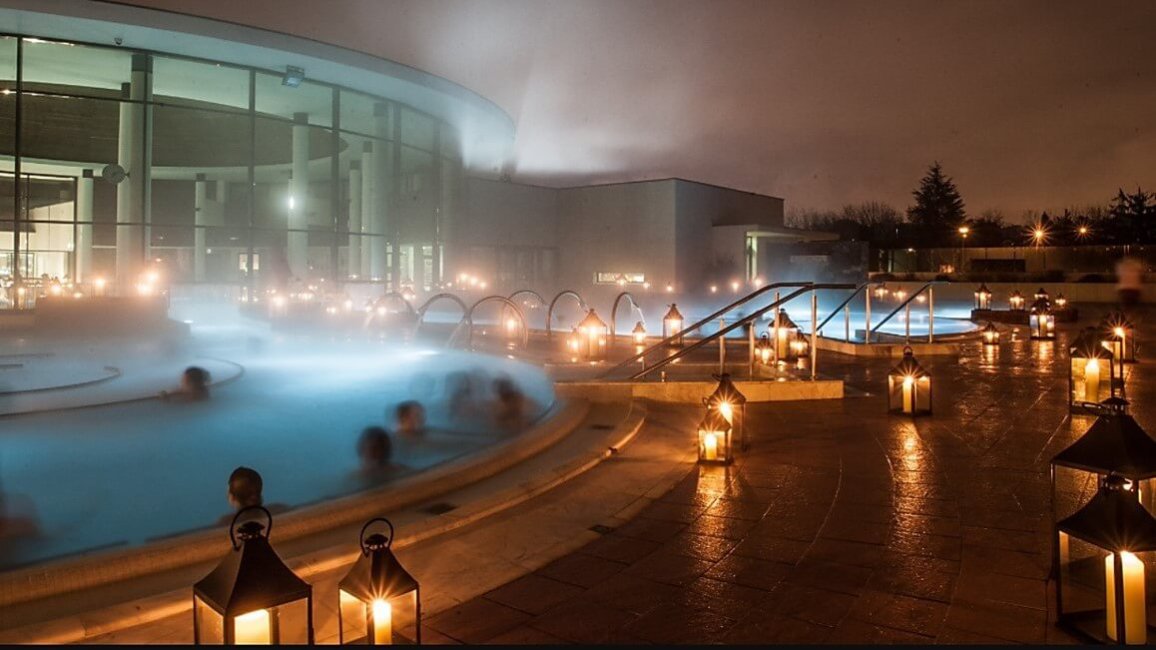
599,281,814,378
812,282,878,334
869,281,940,338
628,283,855,380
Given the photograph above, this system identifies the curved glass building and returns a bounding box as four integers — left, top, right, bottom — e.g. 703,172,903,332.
0,0,513,303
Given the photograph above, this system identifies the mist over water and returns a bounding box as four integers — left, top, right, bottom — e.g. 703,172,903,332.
0,294,554,568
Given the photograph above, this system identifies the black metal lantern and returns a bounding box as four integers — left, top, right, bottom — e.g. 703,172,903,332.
1052,409,1156,520
1102,311,1137,365
887,346,931,416
663,304,685,348
1055,293,1069,311
873,284,889,300
1035,287,1050,303
697,406,733,464
193,507,314,645
1009,289,1025,311
1070,328,1118,411
704,373,747,451
771,309,801,361
631,321,647,347
1055,475,1156,645
981,321,1000,346
338,518,422,645
755,333,773,365
1030,298,1055,340
975,283,992,310
574,309,608,361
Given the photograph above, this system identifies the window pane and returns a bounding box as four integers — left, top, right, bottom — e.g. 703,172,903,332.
21,39,133,99
153,56,249,111
400,107,435,151
255,72,332,127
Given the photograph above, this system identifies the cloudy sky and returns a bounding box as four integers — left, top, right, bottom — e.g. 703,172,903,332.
128,0,1156,220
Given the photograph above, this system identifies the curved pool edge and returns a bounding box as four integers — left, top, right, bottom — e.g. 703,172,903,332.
0,397,587,610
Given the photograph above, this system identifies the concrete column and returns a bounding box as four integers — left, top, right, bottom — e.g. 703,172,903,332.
115,54,152,289
371,102,391,282
360,141,375,279
75,169,94,283
288,112,310,280
347,159,362,279
194,173,207,281
388,103,403,289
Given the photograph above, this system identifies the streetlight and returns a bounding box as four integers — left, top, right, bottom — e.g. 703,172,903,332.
1031,224,1048,270
958,225,970,274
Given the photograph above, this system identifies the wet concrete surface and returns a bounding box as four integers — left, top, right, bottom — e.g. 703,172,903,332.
427,305,1151,644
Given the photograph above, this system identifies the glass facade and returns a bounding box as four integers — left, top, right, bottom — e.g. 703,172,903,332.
0,34,463,307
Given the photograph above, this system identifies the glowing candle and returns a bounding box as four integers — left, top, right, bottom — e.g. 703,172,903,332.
902,376,914,414
372,599,392,645
703,432,719,461
718,401,733,424
1105,552,1146,644
234,609,271,645
1085,359,1101,402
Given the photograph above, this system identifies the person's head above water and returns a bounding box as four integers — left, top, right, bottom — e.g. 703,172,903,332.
181,366,211,399
395,400,426,433
227,466,263,509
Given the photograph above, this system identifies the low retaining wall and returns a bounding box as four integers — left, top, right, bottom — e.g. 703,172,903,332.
815,337,962,357
558,378,843,402
875,280,1142,305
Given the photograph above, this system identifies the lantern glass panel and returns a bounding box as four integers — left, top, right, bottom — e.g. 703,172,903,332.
340,590,368,644
1071,357,1112,405
234,608,273,645
698,426,731,463
1058,532,1153,644
887,374,931,415
194,596,225,645
340,589,419,645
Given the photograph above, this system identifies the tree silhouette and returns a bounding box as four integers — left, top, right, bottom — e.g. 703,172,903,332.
1107,188,1155,243
907,162,966,244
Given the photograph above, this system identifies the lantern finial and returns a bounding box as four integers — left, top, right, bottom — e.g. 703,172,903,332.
360,517,395,555
230,505,272,549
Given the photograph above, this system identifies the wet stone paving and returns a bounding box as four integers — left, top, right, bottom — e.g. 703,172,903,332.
424,306,1153,644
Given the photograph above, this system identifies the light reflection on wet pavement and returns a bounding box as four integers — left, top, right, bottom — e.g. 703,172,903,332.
428,305,1150,644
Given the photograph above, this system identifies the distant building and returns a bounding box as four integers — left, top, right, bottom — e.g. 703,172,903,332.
0,0,829,305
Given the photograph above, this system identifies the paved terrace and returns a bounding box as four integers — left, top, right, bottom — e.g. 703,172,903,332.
425,305,1149,644
10,303,1147,644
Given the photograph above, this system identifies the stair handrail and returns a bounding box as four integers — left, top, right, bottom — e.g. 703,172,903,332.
599,281,814,378
811,282,879,335
869,281,940,335
628,283,855,380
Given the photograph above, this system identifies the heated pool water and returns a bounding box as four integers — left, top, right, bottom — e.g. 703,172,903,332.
0,309,555,570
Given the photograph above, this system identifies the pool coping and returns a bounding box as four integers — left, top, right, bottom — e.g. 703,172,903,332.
0,397,586,611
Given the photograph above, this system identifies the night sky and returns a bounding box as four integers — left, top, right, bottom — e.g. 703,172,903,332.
127,0,1156,219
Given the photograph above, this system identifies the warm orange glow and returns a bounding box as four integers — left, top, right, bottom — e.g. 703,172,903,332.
371,599,393,645
234,609,271,644
1105,552,1146,644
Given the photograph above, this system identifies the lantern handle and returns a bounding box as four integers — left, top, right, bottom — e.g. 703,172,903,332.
229,505,272,550
360,517,395,555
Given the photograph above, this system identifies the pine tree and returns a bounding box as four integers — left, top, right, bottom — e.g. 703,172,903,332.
906,162,966,242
